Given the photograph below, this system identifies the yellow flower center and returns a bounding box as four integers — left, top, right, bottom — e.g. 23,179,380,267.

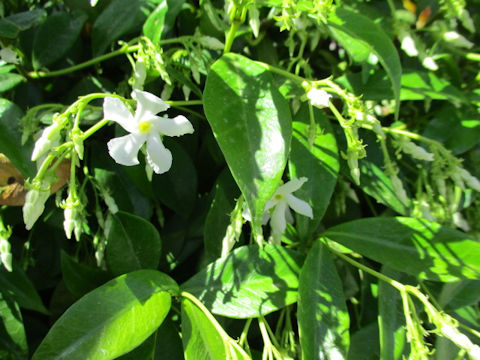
138,121,152,133
274,193,283,201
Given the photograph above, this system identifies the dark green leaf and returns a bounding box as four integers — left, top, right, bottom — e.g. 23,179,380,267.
203,53,292,232
32,11,87,70
153,140,197,217
0,292,27,358
0,263,47,314
204,169,240,261
347,323,380,360
32,270,177,360
181,297,226,360
0,9,46,38
298,240,349,360
105,211,162,276
60,251,111,298
181,244,304,318
378,267,409,360
324,217,480,282
92,0,148,56
438,280,480,310
0,73,23,93
328,7,401,119
289,106,339,243
0,99,36,178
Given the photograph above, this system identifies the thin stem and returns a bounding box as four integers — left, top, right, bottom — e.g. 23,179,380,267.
254,60,306,83
166,99,203,106
224,20,241,53
28,45,140,79
83,119,110,140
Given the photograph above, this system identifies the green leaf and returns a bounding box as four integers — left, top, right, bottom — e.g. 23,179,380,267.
288,106,339,243
0,99,36,178
181,297,227,360
203,53,292,231
0,9,46,38
181,244,304,318
32,11,87,70
378,267,409,360
0,73,23,93
152,140,197,217
357,160,410,215
92,0,148,56
0,263,47,314
204,169,240,261
347,323,380,360
105,211,162,276
438,280,480,310
323,217,480,282
0,292,28,358
60,251,111,298
328,7,401,119
32,270,177,360
143,0,184,42
298,240,349,360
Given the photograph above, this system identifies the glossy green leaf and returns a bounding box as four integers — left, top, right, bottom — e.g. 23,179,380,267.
0,292,27,358
298,240,349,360
288,106,339,243
324,217,480,282
154,317,184,360
105,211,162,276
378,267,408,360
438,280,480,310
92,0,148,56
204,169,240,261
0,263,47,314
181,244,304,318
32,270,178,360
0,99,36,178
60,251,111,298
328,7,401,119
203,53,292,232
32,11,87,69
143,0,185,42
181,297,226,360
0,73,23,93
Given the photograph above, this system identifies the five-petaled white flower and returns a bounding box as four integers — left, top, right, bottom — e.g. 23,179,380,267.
306,88,332,109
103,90,194,174
265,177,313,236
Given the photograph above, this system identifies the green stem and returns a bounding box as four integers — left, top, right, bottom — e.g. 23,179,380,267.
466,52,480,62
166,100,203,106
324,239,405,291
83,119,110,140
254,60,306,83
28,45,140,79
224,19,241,54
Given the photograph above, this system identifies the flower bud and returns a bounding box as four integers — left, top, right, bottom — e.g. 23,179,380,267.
23,186,50,230
306,88,332,109
31,122,62,161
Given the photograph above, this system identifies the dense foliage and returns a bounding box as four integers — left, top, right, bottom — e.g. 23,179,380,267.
0,0,480,359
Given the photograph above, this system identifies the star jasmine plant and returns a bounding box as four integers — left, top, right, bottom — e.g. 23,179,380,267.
103,90,194,174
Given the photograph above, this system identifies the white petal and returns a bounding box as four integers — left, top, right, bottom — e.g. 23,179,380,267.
152,115,194,137
277,177,308,195
270,201,288,235
146,133,173,174
284,206,294,224
286,194,313,218
103,97,136,133
107,133,145,166
132,90,169,120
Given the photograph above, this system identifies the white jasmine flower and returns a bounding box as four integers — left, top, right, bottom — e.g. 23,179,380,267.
0,48,20,64
104,90,194,174
23,185,50,230
443,31,474,49
422,56,438,71
307,88,332,109
264,177,313,237
399,32,418,57
31,121,63,161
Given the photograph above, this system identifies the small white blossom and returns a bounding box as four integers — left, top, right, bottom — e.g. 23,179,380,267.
104,90,194,174
307,88,332,109
443,31,474,49
23,185,50,230
264,177,313,238
422,56,438,71
399,32,418,57
0,232,12,272
0,48,20,64
31,121,62,161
